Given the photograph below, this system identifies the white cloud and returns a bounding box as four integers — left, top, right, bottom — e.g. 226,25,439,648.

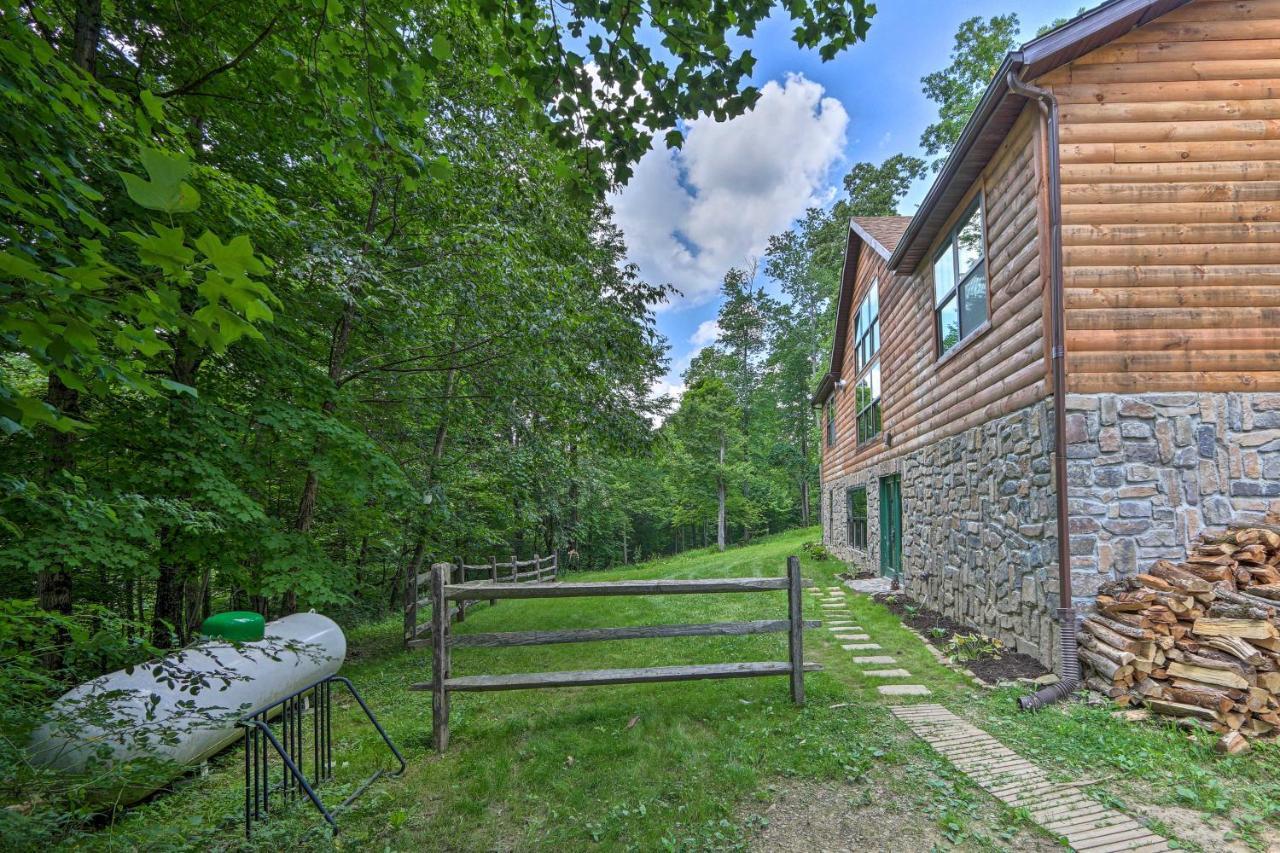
646,378,687,426
690,320,721,347
609,73,848,311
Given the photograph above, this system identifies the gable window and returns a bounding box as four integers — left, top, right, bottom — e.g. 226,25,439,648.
847,486,867,549
933,197,988,357
851,279,882,445
826,401,835,447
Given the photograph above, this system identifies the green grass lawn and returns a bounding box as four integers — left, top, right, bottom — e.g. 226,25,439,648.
74,528,1280,851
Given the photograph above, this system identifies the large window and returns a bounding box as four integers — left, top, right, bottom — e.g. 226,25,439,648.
933,197,988,357
826,401,835,447
853,278,879,373
847,486,867,549
852,280,882,445
855,360,881,444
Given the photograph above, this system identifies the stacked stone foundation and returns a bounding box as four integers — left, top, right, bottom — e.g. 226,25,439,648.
820,392,1280,670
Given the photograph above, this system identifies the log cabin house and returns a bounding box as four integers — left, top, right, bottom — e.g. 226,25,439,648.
813,0,1280,668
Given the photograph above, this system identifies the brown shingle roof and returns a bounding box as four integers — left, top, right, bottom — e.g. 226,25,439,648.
850,216,912,260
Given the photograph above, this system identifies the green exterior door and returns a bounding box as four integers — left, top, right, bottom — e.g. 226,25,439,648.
879,475,902,579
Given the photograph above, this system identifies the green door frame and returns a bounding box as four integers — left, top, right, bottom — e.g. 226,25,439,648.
879,474,902,579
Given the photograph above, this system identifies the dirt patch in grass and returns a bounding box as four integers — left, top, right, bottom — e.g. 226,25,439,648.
874,593,1049,684
743,778,1060,852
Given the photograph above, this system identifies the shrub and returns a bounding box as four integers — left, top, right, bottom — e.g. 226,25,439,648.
800,541,832,561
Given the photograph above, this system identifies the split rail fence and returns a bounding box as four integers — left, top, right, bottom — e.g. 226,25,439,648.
412,555,820,750
403,552,558,649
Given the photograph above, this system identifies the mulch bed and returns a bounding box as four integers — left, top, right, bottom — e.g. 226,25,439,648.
873,593,1048,684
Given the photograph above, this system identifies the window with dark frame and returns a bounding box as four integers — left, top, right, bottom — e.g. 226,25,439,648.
846,486,867,549
933,196,988,357
826,401,835,447
852,279,882,444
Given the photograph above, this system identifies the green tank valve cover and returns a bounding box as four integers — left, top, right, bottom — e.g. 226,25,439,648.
200,611,265,642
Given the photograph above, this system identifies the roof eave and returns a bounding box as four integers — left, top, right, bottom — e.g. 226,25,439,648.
811,372,836,407
887,52,1023,275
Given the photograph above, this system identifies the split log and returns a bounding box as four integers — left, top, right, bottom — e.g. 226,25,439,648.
1145,699,1218,721
1164,684,1235,715
1202,636,1266,667
1193,617,1279,640
1078,632,1136,666
1087,613,1153,640
1150,562,1213,595
1219,731,1252,754
1082,619,1146,655
1167,661,1250,690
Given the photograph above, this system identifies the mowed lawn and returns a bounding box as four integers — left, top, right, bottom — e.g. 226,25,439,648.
83,529,1280,851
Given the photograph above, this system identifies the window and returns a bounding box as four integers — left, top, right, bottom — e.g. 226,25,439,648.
933,197,988,357
826,401,835,447
855,359,881,444
852,279,879,374
847,486,867,549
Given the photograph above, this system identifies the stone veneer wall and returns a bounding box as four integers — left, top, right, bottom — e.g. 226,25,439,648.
822,399,1061,666
1063,392,1280,599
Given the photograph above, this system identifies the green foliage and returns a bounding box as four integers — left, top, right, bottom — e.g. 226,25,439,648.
944,632,1005,663
1,0,882,841
919,14,1022,168
801,541,832,561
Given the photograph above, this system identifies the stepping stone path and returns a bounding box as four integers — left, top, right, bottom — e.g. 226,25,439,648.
892,705,1173,852
810,585,932,696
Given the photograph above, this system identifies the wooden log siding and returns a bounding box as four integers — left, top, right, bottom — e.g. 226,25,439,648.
1039,0,1280,393
417,559,819,751
821,104,1047,488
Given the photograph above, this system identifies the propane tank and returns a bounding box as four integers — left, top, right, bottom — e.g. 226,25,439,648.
28,612,345,802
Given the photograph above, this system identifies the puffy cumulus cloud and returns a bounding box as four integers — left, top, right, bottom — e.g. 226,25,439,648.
690,320,721,347
646,377,687,425
610,74,848,310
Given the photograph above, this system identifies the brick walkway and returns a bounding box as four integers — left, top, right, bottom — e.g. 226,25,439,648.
812,585,1172,852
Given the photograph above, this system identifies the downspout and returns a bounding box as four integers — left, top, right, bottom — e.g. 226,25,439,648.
1006,69,1080,709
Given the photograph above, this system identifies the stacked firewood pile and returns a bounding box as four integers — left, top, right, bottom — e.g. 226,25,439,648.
1082,523,1280,754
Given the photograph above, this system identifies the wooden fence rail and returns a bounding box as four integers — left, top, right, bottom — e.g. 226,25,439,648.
412,556,819,751
403,552,558,649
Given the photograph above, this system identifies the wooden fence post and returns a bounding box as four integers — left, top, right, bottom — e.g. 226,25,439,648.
404,556,419,647
787,556,804,706
533,552,540,582
454,558,465,622
431,563,451,751
489,556,498,605
510,555,518,586
552,551,559,579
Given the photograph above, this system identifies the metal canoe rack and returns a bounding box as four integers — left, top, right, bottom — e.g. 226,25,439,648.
240,674,405,838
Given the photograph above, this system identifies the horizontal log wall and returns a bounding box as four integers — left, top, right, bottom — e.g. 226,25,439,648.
821,105,1047,491
1040,0,1280,393
821,243,889,482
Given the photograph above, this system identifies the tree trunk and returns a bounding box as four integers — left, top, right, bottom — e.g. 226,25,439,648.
717,432,727,551
72,0,101,76
286,199,371,613
799,419,811,526
151,334,203,647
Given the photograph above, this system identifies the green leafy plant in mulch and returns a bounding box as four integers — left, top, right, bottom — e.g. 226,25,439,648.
945,633,1005,664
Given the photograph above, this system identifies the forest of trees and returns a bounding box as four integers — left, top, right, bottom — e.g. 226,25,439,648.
0,0,1035,836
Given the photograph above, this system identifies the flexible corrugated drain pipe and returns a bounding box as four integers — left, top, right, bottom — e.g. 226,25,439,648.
1006,69,1081,710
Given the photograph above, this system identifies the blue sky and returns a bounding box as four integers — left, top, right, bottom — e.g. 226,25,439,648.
608,0,1085,402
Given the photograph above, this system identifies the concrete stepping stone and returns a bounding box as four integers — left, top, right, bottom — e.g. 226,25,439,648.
842,643,881,650
863,668,912,678
877,684,931,696
890,705,1171,850
833,634,870,641
852,655,896,664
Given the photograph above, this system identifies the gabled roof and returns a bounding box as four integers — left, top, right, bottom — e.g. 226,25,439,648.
888,0,1193,273
812,216,910,405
